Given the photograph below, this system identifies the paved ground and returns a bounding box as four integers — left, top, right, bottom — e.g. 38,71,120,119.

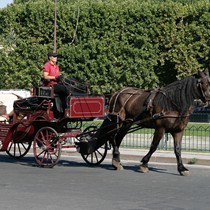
1,152,210,210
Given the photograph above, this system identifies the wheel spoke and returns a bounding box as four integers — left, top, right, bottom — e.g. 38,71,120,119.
37,149,45,157
41,151,47,164
93,152,99,163
13,143,16,156
95,149,103,157
21,142,27,150
8,143,12,152
17,143,21,156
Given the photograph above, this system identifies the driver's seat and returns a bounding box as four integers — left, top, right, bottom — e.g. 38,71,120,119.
36,79,64,118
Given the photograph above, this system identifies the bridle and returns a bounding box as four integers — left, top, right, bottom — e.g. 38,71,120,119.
197,76,210,102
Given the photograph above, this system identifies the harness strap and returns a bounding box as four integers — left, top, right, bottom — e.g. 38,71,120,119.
110,88,139,117
110,87,131,115
145,89,159,115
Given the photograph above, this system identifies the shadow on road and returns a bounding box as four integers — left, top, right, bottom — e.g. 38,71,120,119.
0,153,178,176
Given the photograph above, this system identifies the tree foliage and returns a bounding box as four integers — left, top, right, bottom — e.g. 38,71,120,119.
0,0,210,93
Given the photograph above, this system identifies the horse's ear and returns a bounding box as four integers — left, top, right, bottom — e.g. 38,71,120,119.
204,67,209,76
197,68,209,78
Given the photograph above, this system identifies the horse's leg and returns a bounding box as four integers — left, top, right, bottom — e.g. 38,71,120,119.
172,131,190,176
111,137,124,171
111,125,130,171
140,128,165,173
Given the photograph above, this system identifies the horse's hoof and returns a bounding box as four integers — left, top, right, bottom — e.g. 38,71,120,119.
180,170,190,176
112,159,124,171
139,164,149,173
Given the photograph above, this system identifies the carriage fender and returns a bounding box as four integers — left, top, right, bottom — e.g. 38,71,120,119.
0,123,21,151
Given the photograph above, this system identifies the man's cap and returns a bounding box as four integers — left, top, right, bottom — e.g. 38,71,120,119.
48,51,58,57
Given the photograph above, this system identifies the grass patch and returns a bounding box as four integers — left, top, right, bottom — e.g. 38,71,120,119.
187,158,198,164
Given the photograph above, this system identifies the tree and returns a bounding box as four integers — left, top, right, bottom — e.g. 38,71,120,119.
0,0,210,93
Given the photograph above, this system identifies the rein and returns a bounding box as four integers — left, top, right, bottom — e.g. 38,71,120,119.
129,111,190,127
60,78,88,94
77,111,191,142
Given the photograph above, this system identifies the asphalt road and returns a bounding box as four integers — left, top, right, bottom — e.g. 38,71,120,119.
0,153,210,210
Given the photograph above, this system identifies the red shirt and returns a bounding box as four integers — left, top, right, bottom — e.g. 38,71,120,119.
43,61,60,86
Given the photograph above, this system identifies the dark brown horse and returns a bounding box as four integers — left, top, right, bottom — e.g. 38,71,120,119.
80,69,210,176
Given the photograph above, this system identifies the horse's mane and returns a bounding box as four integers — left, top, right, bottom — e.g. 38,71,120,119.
155,76,198,115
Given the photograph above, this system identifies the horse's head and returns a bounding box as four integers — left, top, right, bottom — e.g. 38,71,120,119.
197,68,210,102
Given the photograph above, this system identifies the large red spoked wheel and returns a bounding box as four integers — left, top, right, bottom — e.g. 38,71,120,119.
6,125,32,159
33,127,61,168
81,126,108,166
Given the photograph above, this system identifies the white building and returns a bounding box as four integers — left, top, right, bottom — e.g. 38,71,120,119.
0,89,30,114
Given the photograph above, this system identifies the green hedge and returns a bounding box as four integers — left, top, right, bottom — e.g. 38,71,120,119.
0,0,210,94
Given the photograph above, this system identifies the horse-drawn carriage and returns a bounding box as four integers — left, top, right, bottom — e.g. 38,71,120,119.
0,78,109,168
1,69,210,176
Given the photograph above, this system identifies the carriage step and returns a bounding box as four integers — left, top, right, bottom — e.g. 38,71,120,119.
59,129,82,138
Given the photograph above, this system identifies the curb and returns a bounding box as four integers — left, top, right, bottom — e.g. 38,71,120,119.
62,148,210,166
118,149,210,166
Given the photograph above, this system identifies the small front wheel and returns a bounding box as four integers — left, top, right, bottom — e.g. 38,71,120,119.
81,142,108,166
33,127,61,168
80,126,108,166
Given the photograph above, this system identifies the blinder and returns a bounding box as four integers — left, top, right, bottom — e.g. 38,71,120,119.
197,76,210,102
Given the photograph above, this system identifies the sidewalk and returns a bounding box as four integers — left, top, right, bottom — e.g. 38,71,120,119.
62,148,210,166
117,148,210,166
